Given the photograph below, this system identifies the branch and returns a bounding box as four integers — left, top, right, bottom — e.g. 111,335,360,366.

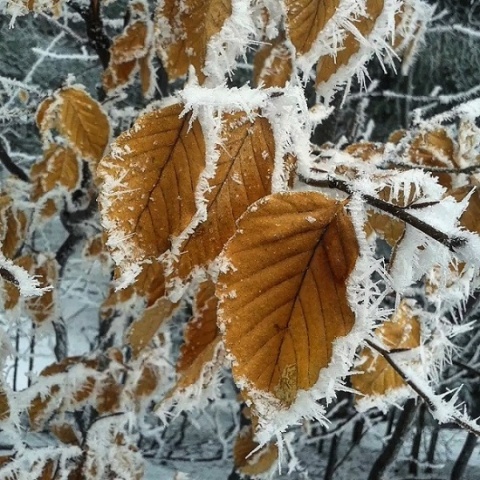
0,143,30,182
300,174,467,253
366,339,480,437
68,0,110,69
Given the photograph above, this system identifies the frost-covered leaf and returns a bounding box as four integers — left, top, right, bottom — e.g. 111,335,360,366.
217,192,358,408
233,424,278,476
103,0,155,97
0,194,28,259
98,102,205,277
31,145,81,200
253,36,293,88
177,280,218,373
155,0,232,82
127,295,179,357
39,87,110,163
352,301,420,405
167,111,276,292
316,0,385,95
284,0,339,56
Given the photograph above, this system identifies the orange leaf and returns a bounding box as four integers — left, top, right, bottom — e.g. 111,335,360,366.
127,295,179,357
284,0,339,55
98,103,205,270
253,36,293,88
217,192,358,407
168,112,276,289
177,280,218,373
0,194,28,259
155,0,232,82
316,0,384,89
42,87,110,163
233,425,278,476
352,301,420,399
31,145,80,199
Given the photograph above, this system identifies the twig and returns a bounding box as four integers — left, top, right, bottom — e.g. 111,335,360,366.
0,143,30,182
368,398,418,480
366,340,480,437
450,432,478,480
300,174,467,253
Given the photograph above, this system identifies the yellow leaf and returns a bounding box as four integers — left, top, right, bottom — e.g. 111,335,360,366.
53,87,110,163
352,301,420,399
98,103,205,268
253,36,293,88
177,280,218,373
233,425,278,476
217,192,358,407
316,0,384,88
168,112,276,288
155,0,232,82
284,0,339,55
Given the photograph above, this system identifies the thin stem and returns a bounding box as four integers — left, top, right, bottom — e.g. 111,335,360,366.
450,432,478,480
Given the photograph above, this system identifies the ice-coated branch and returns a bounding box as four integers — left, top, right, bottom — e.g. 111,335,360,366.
300,174,467,253
0,142,30,182
366,339,480,438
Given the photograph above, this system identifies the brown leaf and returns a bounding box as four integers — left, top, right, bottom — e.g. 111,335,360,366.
352,301,420,398
103,60,137,93
253,37,293,88
110,21,149,64
451,186,480,234
31,145,80,199
233,425,278,476
155,0,232,82
177,280,218,373
316,0,384,88
0,194,28,259
284,0,339,55
217,192,358,407
0,385,10,421
96,375,122,414
131,362,160,399
98,103,205,268
24,255,58,324
127,295,179,357
50,87,110,163
3,256,34,310
36,96,56,134
50,422,79,445
168,112,276,288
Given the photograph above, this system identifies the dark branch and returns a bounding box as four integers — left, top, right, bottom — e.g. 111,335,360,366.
0,267,18,286
300,174,467,253
0,143,30,182
366,340,480,437
68,0,110,69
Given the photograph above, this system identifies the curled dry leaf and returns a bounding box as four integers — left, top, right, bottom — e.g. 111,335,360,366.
253,36,293,88
217,191,358,408
352,301,420,400
233,424,278,477
98,102,205,272
168,111,276,290
284,0,339,56
155,0,232,82
452,186,480,234
316,0,384,91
